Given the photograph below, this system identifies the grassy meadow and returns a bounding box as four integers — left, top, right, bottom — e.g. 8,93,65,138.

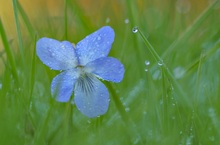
0,0,220,144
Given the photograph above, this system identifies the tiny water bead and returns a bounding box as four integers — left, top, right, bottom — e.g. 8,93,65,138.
157,61,163,66
144,68,148,72
173,66,185,79
105,17,110,23
144,60,150,72
145,60,150,66
125,107,130,112
132,27,139,33
175,0,191,14
124,18,129,24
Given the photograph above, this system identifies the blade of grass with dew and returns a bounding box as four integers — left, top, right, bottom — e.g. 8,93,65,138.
125,0,148,79
137,27,192,109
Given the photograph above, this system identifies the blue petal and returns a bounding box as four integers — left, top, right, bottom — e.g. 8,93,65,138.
76,26,115,66
36,38,78,70
73,74,109,118
85,57,124,83
51,69,80,102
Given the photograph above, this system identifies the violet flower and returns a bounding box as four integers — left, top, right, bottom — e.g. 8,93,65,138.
36,26,124,118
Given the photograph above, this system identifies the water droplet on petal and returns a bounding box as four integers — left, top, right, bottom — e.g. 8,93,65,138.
97,36,101,41
132,26,139,33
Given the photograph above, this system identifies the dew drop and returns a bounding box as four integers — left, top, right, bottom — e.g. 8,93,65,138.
29,101,33,109
158,61,163,66
144,68,148,72
145,60,150,66
125,107,130,112
176,0,191,14
0,83,2,89
124,18,129,24
106,17,110,23
173,66,185,79
209,136,215,141
132,26,138,33
97,36,101,41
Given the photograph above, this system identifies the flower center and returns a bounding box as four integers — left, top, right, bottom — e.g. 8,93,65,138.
75,66,95,95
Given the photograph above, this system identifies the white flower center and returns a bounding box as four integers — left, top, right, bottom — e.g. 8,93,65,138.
75,65,95,95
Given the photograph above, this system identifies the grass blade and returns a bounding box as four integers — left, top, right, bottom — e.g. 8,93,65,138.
17,0,35,39
12,0,25,63
0,18,18,82
136,27,193,109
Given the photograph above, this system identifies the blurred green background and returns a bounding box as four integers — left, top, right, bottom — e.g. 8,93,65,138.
0,0,220,144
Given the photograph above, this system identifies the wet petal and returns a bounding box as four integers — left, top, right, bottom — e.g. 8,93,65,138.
76,26,115,65
85,57,124,83
51,69,80,102
74,74,109,118
36,38,78,70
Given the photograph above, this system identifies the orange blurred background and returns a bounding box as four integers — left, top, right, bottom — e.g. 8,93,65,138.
0,0,217,75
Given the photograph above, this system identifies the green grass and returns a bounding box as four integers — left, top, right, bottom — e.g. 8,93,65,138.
1,0,220,144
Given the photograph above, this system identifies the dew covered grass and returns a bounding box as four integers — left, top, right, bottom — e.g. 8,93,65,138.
1,0,220,144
